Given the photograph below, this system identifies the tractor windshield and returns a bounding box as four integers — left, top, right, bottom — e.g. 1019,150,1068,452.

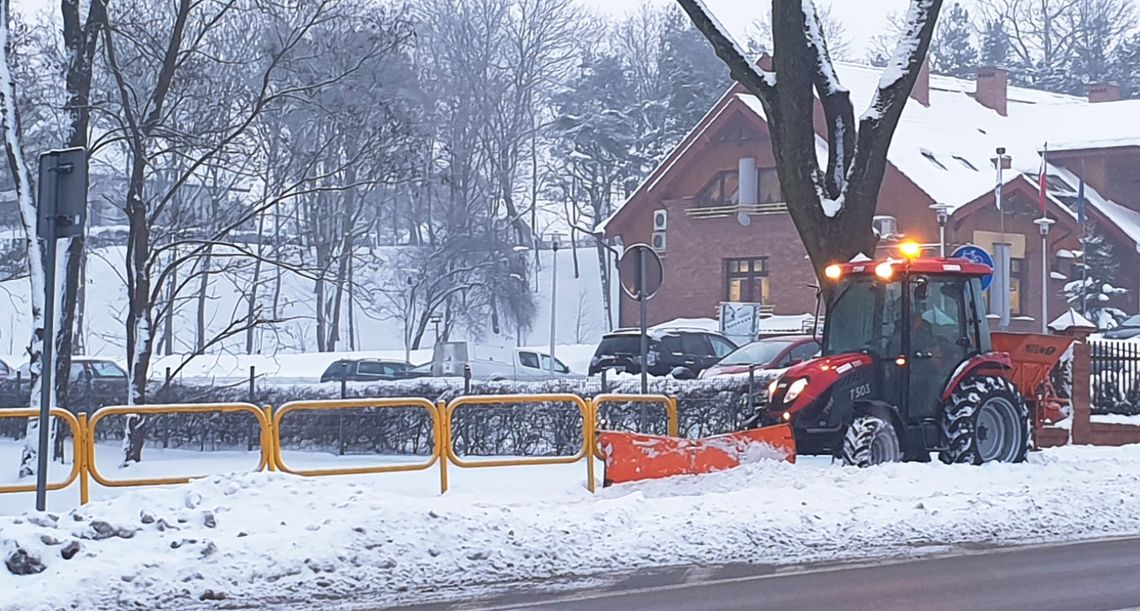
824,277,903,358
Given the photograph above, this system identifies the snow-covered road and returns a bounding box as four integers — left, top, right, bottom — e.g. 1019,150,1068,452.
5,445,1140,610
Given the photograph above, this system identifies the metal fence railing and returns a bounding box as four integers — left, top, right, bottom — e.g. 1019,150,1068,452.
1090,340,1140,414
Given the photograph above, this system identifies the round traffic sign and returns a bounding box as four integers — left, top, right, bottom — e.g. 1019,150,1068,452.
618,244,663,300
951,244,994,291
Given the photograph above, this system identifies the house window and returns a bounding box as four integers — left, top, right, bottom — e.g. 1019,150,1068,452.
725,257,770,304
697,169,783,207
759,167,783,203
698,171,740,207
1010,258,1027,315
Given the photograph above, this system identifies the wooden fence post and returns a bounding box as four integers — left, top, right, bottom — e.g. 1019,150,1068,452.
1072,341,1091,445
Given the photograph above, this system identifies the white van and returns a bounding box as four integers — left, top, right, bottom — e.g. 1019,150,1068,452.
431,342,573,381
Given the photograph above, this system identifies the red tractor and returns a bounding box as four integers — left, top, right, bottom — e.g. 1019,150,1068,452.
600,250,1074,484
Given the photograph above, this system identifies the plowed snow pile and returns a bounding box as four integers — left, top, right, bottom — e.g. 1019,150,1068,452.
4,445,1140,609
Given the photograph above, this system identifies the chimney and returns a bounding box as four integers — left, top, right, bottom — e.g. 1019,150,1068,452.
912,59,930,106
738,158,758,205
975,67,1008,116
1088,82,1121,103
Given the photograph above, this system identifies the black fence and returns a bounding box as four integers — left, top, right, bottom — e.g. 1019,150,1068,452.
1090,340,1140,415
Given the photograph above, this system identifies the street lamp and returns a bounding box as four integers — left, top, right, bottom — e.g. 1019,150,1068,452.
993,147,1013,330
548,233,562,377
429,313,443,344
1035,217,1055,334
930,203,951,257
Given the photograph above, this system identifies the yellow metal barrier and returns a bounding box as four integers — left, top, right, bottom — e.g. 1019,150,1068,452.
273,398,443,489
445,394,595,493
0,408,84,496
590,394,679,459
87,403,269,488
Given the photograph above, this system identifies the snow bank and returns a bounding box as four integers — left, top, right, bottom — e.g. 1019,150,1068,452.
6,445,1140,609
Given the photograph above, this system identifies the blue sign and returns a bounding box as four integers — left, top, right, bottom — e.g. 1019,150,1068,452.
951,244,994,291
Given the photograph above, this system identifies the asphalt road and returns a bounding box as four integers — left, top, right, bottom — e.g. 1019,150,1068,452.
396,537,1140,611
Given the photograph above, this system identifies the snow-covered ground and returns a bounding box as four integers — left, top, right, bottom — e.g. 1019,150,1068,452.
5,445,1140,609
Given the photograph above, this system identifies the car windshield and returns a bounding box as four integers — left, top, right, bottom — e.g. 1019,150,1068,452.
825,276,903,358
595,335,641,356
1124,314,1140,328
90,361,127,378
719,341,793,366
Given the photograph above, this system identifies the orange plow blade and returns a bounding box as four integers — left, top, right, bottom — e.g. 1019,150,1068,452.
598,424,796,486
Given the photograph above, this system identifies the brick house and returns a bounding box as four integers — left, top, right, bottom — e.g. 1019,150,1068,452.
602,61,1140,333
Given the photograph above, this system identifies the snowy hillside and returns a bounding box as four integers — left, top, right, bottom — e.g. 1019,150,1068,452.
0,245,616,364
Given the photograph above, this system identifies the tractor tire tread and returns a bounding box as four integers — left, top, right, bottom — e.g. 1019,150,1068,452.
939,375,1029,465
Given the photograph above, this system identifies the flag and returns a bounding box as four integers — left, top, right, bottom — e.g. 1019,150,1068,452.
1038,143,1048,215
1077,174,1086,227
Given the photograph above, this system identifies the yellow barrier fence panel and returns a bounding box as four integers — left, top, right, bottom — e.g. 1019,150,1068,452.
273,398,440,478
437,401,449,494
77,413,90,505
590,394,679,460
87,403,269,488
445,394,594,492
0,408,83,495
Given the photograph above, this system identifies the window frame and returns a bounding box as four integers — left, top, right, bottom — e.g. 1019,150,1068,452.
696,170,740,208
724,257,771,304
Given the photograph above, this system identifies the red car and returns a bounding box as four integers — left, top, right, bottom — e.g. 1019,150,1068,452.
699,335,820,379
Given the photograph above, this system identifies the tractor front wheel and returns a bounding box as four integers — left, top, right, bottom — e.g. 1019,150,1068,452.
940,375,1030,465
841,416,902,467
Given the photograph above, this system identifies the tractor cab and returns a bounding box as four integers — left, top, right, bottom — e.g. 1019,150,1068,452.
822,257,993,427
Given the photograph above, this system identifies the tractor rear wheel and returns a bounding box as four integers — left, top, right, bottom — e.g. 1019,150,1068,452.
940,375,1029,465
841,416,901,467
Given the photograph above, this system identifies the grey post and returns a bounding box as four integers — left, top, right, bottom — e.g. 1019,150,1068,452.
34,147,87,512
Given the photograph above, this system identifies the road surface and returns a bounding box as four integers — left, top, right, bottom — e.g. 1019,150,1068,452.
396,536,1140,611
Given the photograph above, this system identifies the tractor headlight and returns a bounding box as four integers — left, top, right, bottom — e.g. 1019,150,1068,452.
784,378,809,403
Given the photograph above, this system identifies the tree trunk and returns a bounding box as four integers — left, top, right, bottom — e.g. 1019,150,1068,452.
596,242,613,331
195,245,212,352
124,160,154,465
246,210,266,354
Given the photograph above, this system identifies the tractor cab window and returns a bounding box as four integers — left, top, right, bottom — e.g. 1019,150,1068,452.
908,275,971,421
824,277,903,358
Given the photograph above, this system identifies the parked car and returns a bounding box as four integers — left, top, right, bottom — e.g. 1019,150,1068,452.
0,355,22,381
1103,315,1140,339
588,328,737,378
699,335,821,379
319,359,425,383
431,342,573,381
17,356,129,384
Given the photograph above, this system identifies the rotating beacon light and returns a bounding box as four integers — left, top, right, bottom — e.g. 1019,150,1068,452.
899,240,922,260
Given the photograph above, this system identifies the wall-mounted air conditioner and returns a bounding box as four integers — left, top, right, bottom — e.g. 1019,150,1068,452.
653,209,668,231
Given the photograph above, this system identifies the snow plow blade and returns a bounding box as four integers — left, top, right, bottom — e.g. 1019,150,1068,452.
598,424,796,486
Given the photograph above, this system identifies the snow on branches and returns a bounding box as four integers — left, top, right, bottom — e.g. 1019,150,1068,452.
676,0,943,270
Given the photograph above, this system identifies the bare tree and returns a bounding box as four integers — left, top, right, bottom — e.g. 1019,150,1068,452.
676,0,944,276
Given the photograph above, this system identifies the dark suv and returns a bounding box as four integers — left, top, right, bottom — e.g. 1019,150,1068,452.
320,359,423,383
588,328,737,377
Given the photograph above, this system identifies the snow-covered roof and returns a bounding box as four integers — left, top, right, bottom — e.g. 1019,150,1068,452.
1049,308,1097,332
733,63,1085,213
606,59,1140,247
1047,164,1140,249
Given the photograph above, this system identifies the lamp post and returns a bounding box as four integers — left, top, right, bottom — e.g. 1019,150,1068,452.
930,203,951,257
1035,217,1055,334
429,313,442,344
994,147,1012,331
548,233,562,377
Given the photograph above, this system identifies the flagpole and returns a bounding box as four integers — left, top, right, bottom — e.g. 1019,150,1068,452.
1080,158,1088,317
